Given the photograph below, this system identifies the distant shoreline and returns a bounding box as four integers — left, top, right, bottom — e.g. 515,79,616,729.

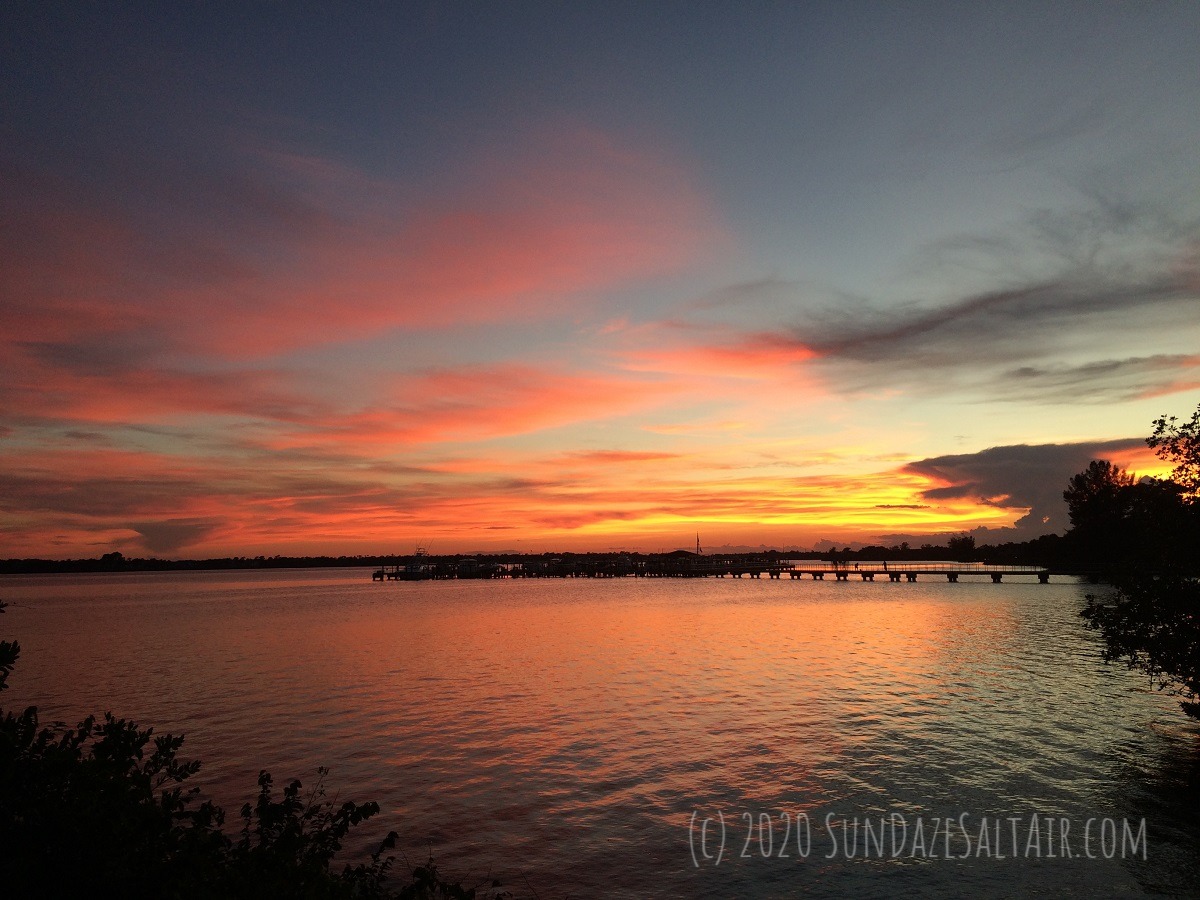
1,536,1068,575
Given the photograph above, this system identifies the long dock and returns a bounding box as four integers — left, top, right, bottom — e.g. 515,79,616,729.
740,564,1052,583
373,559,1071,583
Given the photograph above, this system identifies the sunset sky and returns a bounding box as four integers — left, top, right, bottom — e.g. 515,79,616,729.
3,2,1199,558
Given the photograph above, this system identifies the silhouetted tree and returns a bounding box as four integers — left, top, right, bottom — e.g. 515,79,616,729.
1063,460,1145,572
1064,459,1136,528
947,534,976,562
1120,477,1195,569
1149,402,1200,498
1077,405,1200,720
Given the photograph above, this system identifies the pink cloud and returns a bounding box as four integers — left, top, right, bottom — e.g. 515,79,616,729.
1,129,725,359
0,351,300,425
2,347,682,459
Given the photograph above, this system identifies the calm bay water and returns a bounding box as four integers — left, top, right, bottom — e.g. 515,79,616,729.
3,569,1199,897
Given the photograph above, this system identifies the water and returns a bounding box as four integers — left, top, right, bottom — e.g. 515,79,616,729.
2,570,1198,897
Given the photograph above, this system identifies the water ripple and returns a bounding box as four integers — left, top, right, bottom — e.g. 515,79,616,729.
3,570,1198,896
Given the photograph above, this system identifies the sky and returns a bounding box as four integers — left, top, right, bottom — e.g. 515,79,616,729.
2,1,1199,558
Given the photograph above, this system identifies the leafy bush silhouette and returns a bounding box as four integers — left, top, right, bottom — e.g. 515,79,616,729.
1082,575,1200,720
0,601,507,898
1074,403,1200,720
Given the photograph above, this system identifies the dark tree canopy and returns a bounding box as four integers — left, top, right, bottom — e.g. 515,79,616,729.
1075,404,1200,720
1062,458,1195,574
946,534,976,561
1063,459,1136,530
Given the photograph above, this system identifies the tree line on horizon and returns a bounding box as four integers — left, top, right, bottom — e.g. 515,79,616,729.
0,535,1084,575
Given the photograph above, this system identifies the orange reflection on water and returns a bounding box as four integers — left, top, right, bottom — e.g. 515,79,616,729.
300,580,1014,816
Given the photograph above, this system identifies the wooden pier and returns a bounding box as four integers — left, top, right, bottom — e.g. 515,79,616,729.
778,564,1053,583
373,558,1069,583
636,562,1056,583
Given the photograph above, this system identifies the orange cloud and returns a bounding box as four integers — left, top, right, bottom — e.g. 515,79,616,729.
619,332,819,380
259,363,681,452
1109,442,1174,479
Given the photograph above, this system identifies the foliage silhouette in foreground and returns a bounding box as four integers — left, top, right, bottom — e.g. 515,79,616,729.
0,601,507,898
1075,402,1200,720
1082,575,1200,719
1149,405,1200,498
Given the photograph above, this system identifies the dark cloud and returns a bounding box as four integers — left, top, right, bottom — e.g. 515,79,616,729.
921,485,977,501
0,473,208,518
532,509,642,530
22,335,166,377
899,438,1145,540
797,275,1193,394
132,520,221,554
767,198,1200,402
992,355,1200,404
